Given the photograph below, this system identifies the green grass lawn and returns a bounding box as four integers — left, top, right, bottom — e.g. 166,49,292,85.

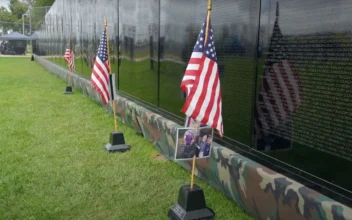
0,58,253,220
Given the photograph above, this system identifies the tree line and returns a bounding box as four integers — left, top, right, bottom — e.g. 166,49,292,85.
0,0,55,35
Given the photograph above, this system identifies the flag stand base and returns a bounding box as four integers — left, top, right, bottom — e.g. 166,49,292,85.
104,131,131,153
168,184,215,220
64,86,73,95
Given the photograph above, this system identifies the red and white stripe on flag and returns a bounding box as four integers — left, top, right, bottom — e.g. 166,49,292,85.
181,51,207,128
64,43,75,70
180,52,202,95
181,52,224,137
90,57,110,105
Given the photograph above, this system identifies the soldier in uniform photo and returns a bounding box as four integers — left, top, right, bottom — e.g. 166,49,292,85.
181,129,200,159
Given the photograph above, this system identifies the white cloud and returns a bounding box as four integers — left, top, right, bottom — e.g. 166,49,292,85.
0,0,9,10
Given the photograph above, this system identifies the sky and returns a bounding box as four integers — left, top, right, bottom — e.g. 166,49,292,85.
0,0,9,9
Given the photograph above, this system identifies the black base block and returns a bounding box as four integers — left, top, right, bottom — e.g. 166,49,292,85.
104,131,131,153
104,143,131,153
168,184,215,220
31,55,34,61
64,86,73,95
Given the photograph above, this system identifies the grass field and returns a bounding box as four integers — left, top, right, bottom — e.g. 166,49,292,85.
0,58,253,219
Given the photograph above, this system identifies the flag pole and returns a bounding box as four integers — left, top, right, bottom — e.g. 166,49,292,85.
190,154,197,189
67,37,71,86
64,36,73,95
190,0,212,190
104,17,118,132
190,125,199,189
101,18,130,153
204,0,212,47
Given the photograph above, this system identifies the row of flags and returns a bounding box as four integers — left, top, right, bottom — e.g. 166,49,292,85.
63,17,225,137
63,1,302,149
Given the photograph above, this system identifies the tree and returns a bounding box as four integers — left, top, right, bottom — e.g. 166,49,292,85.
9,0,28,20
0,0,56,35
24,0,35,6
0,7,12,21
30,0,55,33
0,6,16,34
33,0,56,7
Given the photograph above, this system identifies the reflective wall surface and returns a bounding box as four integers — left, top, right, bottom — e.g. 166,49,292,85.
255,0,352,198
34,0,352,204
119,0,159,106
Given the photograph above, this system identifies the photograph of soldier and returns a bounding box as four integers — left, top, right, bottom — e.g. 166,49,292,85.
175,127,213,160
198,134,212,158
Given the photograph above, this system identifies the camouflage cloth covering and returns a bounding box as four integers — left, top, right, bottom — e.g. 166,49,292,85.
34,55,352,220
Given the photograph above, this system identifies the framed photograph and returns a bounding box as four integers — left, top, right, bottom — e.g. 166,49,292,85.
174,127,214,161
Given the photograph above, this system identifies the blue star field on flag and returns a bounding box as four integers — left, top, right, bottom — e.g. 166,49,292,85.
193,21,217,62
97,29,109,64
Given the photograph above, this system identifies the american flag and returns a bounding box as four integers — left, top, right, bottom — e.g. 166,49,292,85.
180,19,224,137
90,28,110,105
255,2,302,140
64,40,75,70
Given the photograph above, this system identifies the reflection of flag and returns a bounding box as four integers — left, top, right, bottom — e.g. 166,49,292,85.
64,40,75,70
255,2,302,145
180,18,223,137
90,28,110,105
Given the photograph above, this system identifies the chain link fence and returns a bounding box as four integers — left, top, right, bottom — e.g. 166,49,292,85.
0,6,50,55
